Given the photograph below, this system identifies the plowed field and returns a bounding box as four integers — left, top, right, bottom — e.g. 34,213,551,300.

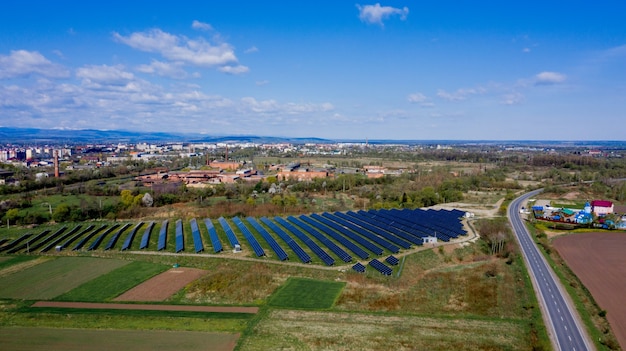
114,267,207,301
553,233,626,349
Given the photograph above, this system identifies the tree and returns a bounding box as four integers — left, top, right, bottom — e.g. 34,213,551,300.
52,204,71,223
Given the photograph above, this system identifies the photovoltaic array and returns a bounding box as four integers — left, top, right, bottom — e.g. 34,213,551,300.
0,208,467,269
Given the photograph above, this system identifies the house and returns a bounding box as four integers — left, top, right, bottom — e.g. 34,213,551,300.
591,200,614,216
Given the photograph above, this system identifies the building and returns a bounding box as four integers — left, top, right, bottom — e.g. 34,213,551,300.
591,200,614,216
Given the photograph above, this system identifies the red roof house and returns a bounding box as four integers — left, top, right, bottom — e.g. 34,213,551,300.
591,200,614,216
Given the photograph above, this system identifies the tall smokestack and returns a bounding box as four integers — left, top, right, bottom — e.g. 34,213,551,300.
54,150,59,178
225,146,228,162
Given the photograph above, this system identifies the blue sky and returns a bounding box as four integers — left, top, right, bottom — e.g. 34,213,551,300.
0,1,625,140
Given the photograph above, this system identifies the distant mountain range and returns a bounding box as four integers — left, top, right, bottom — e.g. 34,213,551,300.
0,127,330,144
0,127,624,148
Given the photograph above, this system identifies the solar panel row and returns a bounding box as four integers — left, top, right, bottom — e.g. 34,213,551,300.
352,262,366,273
6,230,50,254
85,224,120,251
26,227,66,252
157,220,168,251
385,255,399,266
310,213,384,255
103,223,132,251
274,217,334,266
299,215,370,259
71,225,107,251
203,218,223,253
369,259,393,275
175,219,185,253
260,217,311,263
218,217,240,248
232,217,265,257
121,222,144,251
139,221,155,249
246,217,288,260
40,225,82,252
347,211,424,246
334,211,412,249
0,233,32,253
287,216,352,262
322,212,400,253
190,218,204,253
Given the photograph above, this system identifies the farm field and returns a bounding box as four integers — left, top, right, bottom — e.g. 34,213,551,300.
0,326,239,351
115,267,208,301
55,261,169,302
238,309,528,351
553,233,626,349
268,278,345,309
0,257,129,299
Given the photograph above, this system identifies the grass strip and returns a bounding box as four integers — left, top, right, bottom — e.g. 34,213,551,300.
268,277,345,309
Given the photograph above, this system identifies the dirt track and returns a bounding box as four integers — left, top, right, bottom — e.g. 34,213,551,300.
32,301,259,314
553,233,626,349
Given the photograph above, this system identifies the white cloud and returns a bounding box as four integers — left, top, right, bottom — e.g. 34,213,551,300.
191,20,213,31
0,50,70,79
522,47,531,53
218,65,250,75
534,71,567,85
76,64,134,85
501,92,525,105
113,28,238,67
244,46,259,54
436,87,485,101
256,80,269,86
136,60,189,79
240,97,333,115
407,92,434,107
357,3,409,26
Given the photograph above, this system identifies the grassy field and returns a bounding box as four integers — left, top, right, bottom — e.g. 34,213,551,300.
238,310,529,351
0,257,129,299
55,261,169,302
0,326,239,351
268,278,345,309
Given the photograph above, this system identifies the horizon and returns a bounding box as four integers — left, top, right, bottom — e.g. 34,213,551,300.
1,2,625,140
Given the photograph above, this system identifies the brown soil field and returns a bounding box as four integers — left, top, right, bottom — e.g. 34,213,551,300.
553,233,626,349
114,267,207,301
32,301,259,314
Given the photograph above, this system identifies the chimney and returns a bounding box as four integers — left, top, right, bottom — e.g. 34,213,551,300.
225,146,229,162
54,150,59,178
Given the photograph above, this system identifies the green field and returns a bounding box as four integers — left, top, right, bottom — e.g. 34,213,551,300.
0,255,39,270
0,257,129,299
239,310,529,351
0,327,238,351
55,261,169,302
268,278,345,309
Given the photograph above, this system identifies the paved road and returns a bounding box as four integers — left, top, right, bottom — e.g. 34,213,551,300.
508,190,594,351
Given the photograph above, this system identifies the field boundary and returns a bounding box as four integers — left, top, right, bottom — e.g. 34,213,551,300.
32,301,259,314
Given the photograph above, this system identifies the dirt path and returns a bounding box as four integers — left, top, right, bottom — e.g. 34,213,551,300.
115,267,207,301
32,301,259,314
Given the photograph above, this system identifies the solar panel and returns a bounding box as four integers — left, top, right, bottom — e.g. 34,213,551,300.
335,211,412,249
175,219,185,253
352,262,366,273
310,213,384,255
40,225,82,253
232,216,265,257
0,233,32,253
139,221,155,249
218,217,240,248
6,229,50,254
157,220,168,251
85,224,120,251
203,219,223,253
121,222,144,251
322,212,400,253
275,217,334,266
260,217,311,263
385,255,399,266
103,223,132,250
287,216,352,262
299,215,370,260
369,259,393,275
190,218,204,253
72,225,109,251
246,217,288,260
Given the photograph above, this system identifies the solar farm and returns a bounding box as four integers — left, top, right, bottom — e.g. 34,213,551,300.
0,206,548,351
0,208,467,274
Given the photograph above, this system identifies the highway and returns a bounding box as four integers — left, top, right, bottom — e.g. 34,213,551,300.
508,190,594,351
